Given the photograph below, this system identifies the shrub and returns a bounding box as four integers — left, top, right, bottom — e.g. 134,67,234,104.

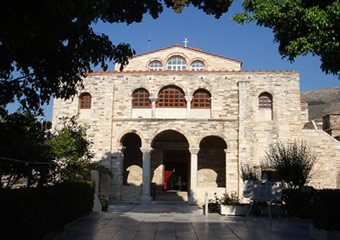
282,188,317,218
0,182,94,240
264,140,316,189
313,190,340,232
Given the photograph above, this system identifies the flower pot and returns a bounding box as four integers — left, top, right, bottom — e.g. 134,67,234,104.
220,205,249,216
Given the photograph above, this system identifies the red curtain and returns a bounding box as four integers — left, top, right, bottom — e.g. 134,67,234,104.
163,170,173,190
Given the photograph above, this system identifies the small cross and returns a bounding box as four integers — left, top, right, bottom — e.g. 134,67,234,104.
183,38,189,47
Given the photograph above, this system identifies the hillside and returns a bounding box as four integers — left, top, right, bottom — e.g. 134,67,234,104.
301,86,340,120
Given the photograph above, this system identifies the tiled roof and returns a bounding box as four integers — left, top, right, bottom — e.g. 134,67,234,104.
130,45,243,65
300,99,308,103
86,70,294,75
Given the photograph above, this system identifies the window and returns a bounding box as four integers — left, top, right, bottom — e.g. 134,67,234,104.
259,92,272,109
79,93,91,109
132,88,151,108
192,89,211,109
190,60,205,71
148,60,163,71
166,56,187,71
156,86,186,108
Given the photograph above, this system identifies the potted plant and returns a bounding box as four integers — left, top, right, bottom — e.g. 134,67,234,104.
220,193,249,216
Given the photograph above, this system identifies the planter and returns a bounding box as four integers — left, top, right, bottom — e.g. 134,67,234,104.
220,205,249,216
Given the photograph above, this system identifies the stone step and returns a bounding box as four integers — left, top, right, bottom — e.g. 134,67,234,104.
155,191,188,202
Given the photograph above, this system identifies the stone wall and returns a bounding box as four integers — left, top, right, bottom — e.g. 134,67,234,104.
302,129,340,188
52,69,340,203
116,46,242,72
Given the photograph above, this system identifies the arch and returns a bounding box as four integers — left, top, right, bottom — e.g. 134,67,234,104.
148,60,163,71
190,60,205,71
151,129,190,192
151,127,193,148
116,129,146,150
79,92,91,109
132,88,151,108
120,132,143,186
198,135,227,188
258,92,273,109
191,89,211,109
156,85,187,108
166,55,187,71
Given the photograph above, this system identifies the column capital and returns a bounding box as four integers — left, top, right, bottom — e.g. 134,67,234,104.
189,148,199,155
185,96,193,102
150,97,158,103
141,147,154,155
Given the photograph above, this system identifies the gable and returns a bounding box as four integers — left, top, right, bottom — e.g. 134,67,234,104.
115,45,242,72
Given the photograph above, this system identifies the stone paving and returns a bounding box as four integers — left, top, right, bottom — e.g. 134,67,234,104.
52,202,313,240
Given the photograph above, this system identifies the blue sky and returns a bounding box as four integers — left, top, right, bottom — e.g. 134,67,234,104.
8,2,340,120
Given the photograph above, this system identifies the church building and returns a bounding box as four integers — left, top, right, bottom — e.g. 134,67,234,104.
52,44,340,204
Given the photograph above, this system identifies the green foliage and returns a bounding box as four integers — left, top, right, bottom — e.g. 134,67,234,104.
0,112,55,188
264,140,316,189
0,182,94,240
240,163,261,181
219,193,241,206
233,0,340,78
0,0,233,117
48,116,112,182
100,198,109,212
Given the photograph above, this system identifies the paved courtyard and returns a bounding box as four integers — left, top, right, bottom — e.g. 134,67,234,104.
52,202,313,240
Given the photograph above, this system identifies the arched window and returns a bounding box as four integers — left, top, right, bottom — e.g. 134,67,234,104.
192,89,211,109
156,86,186,108
166,56,187,71
148,60,163,71
258,92,272,109
190,60,205,71
132,88,151,108
79,93,91,109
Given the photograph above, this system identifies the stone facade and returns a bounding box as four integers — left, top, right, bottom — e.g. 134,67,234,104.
52,45,340,204
323,111,340,140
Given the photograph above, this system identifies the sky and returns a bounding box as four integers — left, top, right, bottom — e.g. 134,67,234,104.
7,2,340,121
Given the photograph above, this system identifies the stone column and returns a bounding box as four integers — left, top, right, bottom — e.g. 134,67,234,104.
111,147,125,202
185,96,193,118
142,148,153,203
189,148,199,202
224,149,229,194
150,97,157,118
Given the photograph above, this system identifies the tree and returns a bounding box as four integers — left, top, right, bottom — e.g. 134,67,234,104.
264,140,317,189
0,0,233,117
0,113,55,188
233,0,340,78
48,116,111,182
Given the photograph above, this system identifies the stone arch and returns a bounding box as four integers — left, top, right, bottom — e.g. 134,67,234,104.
151,127,193,148
198,135,227,188
165,52,189,67
120,132,143,187
145,57,164,70
187,85,214,97
189,57,208,70
130,86,151,96
194,131,232,150
116,129,146,150
155,83,187,97
151,129,191,193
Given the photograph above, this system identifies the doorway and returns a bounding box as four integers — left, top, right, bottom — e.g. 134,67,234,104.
163,150,189,192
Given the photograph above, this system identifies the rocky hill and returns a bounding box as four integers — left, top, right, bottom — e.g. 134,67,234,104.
301,86,340,120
